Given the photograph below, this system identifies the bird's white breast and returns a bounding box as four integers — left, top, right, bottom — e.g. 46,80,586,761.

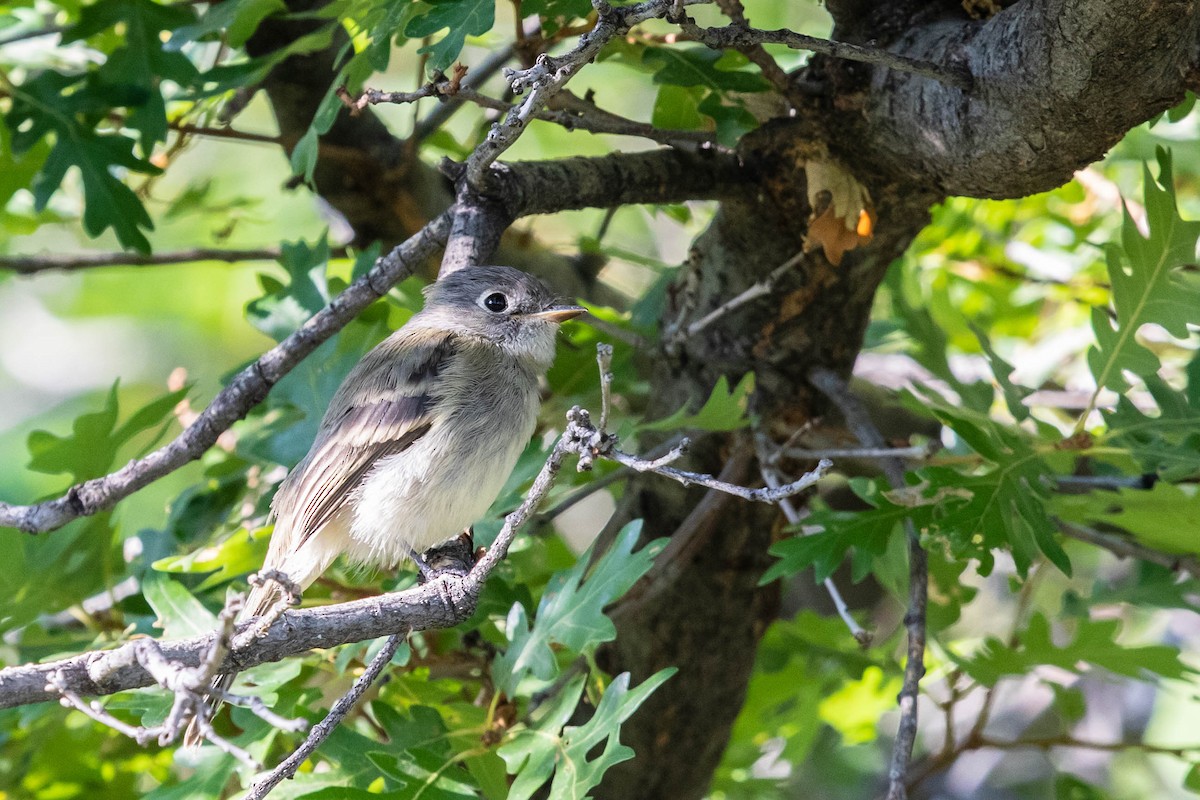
342,353,540,568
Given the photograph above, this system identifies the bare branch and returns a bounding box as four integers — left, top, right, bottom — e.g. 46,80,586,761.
448,86,721,149
412,34,528,143
666,249,804,346
759,452,871,645
713,0,801,102
0,213,452,535
610,443,830,503
809,366,927,800
1,148,751,537
0,388,830,710
1058,520,1200,580
247,633,406,799
0,248,295,275
596,344,615,433
532,437,688,528
170,123,282,145
0,23,68,48
783,443,940,461
464,0,715,186
44,594,304,768
337,65,468,115
672,15,973,90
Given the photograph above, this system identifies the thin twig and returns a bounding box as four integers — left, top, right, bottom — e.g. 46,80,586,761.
908,729,1200,788
337,65,467,116
713,0,799,103
532,436,688,528
412,22,537,143
427,83,719,149
170,123,282,145
596,344,615,433
610,446,831,502
667,249,804,344
1058,520,1200,580
221,690,309,733
246,633,405,799
783,443,939,461
0,247,298,275
672,16,973,90
809,366,926,800
464,0,714,186
759,454,870,645
44,594,300,768
971,734,1200,758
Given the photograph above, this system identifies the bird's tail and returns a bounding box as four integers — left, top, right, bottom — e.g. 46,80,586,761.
182,579,283,747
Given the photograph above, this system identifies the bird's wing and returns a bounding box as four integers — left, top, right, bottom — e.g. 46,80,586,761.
270,333,458,554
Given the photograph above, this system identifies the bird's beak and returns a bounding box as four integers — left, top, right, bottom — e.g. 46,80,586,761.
532,304,587,323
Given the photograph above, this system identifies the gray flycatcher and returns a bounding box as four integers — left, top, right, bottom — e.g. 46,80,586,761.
185,265,583,745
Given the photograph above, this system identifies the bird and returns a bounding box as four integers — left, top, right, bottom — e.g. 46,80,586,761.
184,265,583,745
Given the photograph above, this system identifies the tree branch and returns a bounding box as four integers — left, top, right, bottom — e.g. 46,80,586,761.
837,0,1200,198
809,366,927,800
0,23,68,47
1058,520,1200,581
673,15,973,90
463,0,714,187
0,248,303,275
170,123,282,145
0,402,827,710
246,633,405,798
0,147,750,536
0,213,452,535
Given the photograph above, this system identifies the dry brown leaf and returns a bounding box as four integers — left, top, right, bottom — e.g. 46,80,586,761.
803,158,875,265
805,207,860,266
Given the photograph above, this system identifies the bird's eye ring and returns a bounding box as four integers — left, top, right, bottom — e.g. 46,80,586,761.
482,292,509,313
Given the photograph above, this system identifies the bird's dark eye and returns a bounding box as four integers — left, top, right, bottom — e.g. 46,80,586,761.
483,292,509,313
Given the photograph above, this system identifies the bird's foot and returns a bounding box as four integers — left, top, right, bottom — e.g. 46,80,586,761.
412,529,478,584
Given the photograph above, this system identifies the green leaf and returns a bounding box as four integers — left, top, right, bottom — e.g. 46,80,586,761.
639,373,754,432
1087,149,1200,397
153,525,270,589
643,46,770,93
763,477,908,584
1054,482,1200,556
521,0,591,34
499,669,675,800
907,388,1069,576
651,84,708,131
1055,774,1110,800
142,571,217,638
952,612,1192,686
405,0,496,74
817,665,902,745
247,238,334,341
1100,357,1200,478
493,520,660,695
971,323,1031,421
289,125,321,184
26,382,187,483
167,0,285,49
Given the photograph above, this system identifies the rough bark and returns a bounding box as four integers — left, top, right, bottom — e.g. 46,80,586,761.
825,0,1200,198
